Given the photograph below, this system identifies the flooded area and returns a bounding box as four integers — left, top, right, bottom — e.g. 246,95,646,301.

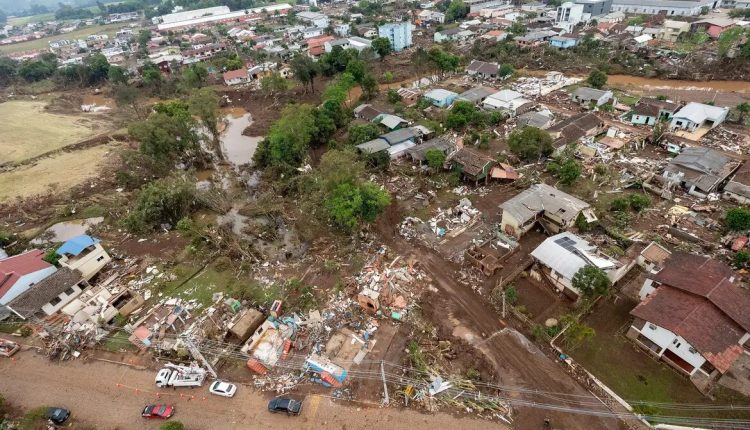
31,216,104,244
220,112,263,166
606,75,750,93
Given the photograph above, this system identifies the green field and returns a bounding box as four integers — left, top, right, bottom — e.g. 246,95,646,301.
7,13,56,26
0,23,127,54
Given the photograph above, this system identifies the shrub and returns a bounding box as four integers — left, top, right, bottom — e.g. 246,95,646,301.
507,127,554,161
123,176,195,233
425,149,446,170
575,212,590,232
628,194,651,212
610,197,630,212
735,250,750,268
504,286,519,305
159,422,186,430
726,207,750,231
466,368,480,380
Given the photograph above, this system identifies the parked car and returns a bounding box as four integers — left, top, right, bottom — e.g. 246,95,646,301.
209,381,237,398
267,397,302,416
46,407,70,424
142,404,175,419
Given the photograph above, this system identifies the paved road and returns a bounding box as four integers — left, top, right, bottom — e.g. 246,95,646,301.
0,349,508,430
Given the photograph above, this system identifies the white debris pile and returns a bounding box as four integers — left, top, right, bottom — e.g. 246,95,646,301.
354,249,427,319
427,198,480,238
253,373,304,393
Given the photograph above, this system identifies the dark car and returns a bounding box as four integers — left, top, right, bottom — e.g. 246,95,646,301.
46,407,70,424
268,397,302,416
141,404,175,419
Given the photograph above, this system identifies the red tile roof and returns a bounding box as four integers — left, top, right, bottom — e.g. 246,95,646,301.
307,35,335,49
0,250,53,301
632,252,750,373
223,69,248,81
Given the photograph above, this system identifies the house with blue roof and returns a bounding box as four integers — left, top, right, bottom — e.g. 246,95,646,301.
56,235,111,281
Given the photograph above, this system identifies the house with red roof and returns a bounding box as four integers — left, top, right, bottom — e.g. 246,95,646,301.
0,250,58,316
627,252,750,395
223,68,250,86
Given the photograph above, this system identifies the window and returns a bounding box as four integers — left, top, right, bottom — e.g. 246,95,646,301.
689,347,697,354
96,255,105,262
648,323,657,330
49,296,62,306
64,287,76,296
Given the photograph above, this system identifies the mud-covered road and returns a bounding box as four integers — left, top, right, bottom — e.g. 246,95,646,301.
376,204,628,430
0,350,507,430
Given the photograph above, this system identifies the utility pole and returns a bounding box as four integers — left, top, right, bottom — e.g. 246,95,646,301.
183,336,218,379
381,360,389,405
502,288,506,319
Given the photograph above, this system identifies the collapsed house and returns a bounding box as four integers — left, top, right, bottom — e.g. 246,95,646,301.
500,183,597,238
530,232,635,300
628,253,750,396
571,87,613,107
128,301,192,350
407,135,457,165
722,161,750,204
547,112,605,148
662,147,740,196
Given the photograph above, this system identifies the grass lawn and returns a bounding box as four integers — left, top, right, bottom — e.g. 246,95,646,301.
8,12,56,26
0,23,127,54
568,296,750,423
0,100,106,164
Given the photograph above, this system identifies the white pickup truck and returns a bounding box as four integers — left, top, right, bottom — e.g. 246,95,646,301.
155,364,207,388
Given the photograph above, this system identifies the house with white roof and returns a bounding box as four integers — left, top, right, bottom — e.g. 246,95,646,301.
483,89,532,117
531,232,635,300
670,102,729,132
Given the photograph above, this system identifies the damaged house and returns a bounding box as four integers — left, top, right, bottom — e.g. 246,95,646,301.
531,232,635,300
571,87,613,107
356,127,428,159
627,253,750,396
500,183,597,238
447,146,517,185
629,98,680,126
723,161,750,204
6,268,87,320
0,250,58,318
662,147,741,196
56,235,111,281
547,112,605,148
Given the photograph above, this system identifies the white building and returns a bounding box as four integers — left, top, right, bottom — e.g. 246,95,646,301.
56,235,111,282
297,11,330,28
627,252,750,396
670,102,729,132
378,21,413,52
611,0,721,17
155,4,292,31
556,2,587,32
482,89,532,116
531,232,633,299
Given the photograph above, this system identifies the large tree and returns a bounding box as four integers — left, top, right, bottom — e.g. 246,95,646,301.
587,69,607,89
507,127,554,161
254,104,319,173
571,265,611,298
291,53,319,93
371,37,392,61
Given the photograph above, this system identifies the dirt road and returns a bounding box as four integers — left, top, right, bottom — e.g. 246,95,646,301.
0,350,507,430
376,206,626,430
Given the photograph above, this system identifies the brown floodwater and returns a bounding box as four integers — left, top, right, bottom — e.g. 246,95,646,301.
220,113,262,166
606,75,750,93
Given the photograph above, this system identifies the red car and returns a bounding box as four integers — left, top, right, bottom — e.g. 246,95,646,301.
142,404,175,419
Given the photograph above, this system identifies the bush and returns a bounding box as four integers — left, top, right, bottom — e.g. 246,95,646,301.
466,368,480,380
504,286,518,305
42,249,60,266
425,149,446,170
735,250,750,268
628,194,651,212
726,207,750,231
575,212,590,232
123,176,196,233
159,422,186,430
610,197,630,212
387,89,401,104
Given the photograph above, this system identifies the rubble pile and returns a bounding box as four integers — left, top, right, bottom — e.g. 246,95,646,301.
699,126,749,154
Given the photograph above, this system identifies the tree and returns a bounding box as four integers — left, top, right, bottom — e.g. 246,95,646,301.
260,72,290,103
347,123,381,146
425,149,446,170
84,53,110,85
360,73,379,100
19,56,57,82
411,47,430,80
427,47,460,78
445,0,468,22
254,104,318,173
291,53,319,93
498,63,514,79
734,102,750,125
0,56,17,86
446,100,485,130
726,207,750,231
587,69,607,89
181,63,208,89
548,157,581,186
317,149,365,192
189,88,223,159
130,101,198,161
114,85,146,119
387,89,401,104
326,181,391,232
718,27,744,58
735,250,750,268
123,176,196,233
571,265,611,298
560,313,595,349
372,37,392,61
507,127,554,161
141,62,163,89
107,65,127,85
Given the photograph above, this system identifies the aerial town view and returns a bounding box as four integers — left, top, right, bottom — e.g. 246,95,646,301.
2,0,750,428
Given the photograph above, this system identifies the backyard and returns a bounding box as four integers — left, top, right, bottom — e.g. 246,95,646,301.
568,295,750,422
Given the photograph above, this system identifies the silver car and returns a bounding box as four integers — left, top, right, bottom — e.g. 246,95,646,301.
209,381,237,398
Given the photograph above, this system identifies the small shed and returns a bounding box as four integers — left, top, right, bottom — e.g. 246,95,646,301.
227,308,265,342
424,89,458,108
